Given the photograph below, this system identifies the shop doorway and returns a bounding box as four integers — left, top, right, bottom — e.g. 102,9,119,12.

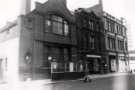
86,58,100,74
109,55,117,72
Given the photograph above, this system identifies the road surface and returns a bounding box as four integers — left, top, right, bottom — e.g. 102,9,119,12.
1,74,135,90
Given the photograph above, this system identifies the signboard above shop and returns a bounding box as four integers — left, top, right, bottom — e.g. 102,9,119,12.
86,55,101,58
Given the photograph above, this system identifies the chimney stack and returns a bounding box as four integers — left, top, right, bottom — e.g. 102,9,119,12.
20,0,31,15
99,0,103,9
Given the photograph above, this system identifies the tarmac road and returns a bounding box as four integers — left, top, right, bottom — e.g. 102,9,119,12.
1,74,135,90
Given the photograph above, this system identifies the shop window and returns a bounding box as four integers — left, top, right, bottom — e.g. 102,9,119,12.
51,62,57,73
65,63,69,72
77,63,84,72
43,46,72,73
69,62,74,72
51,62,64,73
80,64,83,72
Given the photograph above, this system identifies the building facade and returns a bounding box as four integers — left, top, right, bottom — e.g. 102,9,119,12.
75,8,106,74
86,1,129,73
0,0,129,82
103,12,129,72
0,0,82,81
0,21,19,82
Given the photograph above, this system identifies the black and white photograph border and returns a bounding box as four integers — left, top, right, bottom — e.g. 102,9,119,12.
0,0,135,90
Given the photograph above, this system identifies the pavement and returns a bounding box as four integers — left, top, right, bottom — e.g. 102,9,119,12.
0,72,133,88
15,72,132,87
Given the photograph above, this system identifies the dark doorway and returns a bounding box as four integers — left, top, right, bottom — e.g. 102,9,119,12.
86,58,100,74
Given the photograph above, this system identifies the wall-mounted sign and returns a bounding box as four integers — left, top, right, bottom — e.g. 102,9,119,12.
86,55,101,58
111,59,117,71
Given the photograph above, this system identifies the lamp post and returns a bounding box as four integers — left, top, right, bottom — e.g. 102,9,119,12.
48,56,53,79
24,52,32,81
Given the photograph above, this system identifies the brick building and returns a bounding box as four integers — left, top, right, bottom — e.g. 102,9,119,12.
103,12,129,72
75,8,106,74
0,0,129,82
85,0,129,73
0,0,80,81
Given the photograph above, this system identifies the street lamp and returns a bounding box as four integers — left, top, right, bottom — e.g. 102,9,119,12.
48,56,52,61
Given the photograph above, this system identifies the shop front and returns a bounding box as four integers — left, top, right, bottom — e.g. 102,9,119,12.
85,55,101,74
39,45,85,80
109,55,117,72
50,61,85,80
118,54,128,72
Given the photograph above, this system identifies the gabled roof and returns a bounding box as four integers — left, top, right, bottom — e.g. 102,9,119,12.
28,0,75,23
75,8,100,20
86,3,103,17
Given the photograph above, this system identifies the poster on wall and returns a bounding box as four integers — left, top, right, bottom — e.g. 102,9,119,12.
69,62,74,72
119,60,126,72
111,59,117,71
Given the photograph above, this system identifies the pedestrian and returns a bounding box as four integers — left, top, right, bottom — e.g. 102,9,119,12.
83,75,92,83
130,69,133,74
83,68,92,83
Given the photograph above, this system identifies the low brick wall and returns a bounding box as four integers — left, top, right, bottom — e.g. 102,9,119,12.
52,72,85,80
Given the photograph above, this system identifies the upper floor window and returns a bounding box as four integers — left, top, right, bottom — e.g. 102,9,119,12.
116,24,123,35
110,22,115,33
89,36,95,49
108,22,111,32
45,15,69,36
118,40,124,51
45,19,51,32
64,21,69,36
125,42,128,51
122,26,126,36
89,20,94,30
104,17,108,30
108,37,115,50
52,20,63,35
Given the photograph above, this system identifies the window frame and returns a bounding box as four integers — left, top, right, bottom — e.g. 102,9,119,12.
44,15,70,37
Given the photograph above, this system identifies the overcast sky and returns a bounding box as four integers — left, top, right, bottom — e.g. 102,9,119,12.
0,0,135,50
